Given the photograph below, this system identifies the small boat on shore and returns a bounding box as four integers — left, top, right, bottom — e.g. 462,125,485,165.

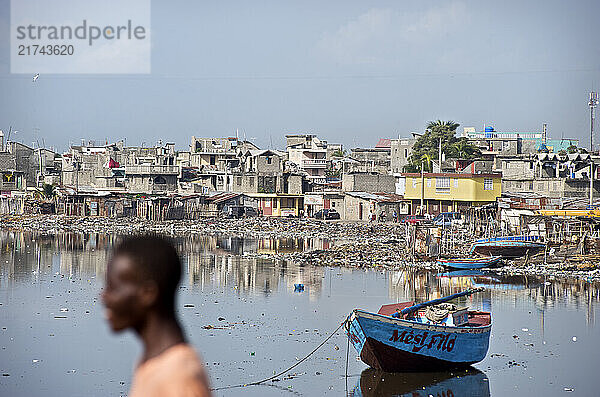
345,289,491,372
469,236,545,258
436,256,501,269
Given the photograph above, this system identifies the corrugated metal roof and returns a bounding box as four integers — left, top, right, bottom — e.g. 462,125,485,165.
375,138,392,148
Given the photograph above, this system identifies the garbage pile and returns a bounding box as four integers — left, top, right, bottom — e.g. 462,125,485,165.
0,214,407,241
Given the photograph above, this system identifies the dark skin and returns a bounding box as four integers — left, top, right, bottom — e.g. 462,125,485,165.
102,254,185,364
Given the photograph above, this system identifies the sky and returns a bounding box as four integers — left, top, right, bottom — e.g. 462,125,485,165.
1,0,599,152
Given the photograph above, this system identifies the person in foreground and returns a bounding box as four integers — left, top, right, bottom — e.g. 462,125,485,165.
102,235,212,397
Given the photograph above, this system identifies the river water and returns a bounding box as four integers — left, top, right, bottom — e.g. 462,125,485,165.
0,231,599,396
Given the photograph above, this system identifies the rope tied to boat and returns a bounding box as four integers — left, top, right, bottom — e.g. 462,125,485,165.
424,303,457,323
210,321,345,391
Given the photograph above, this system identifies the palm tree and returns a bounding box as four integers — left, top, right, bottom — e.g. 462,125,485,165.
452,138,480,159
426,120,460,132
42,183,56,200
420,153,433,172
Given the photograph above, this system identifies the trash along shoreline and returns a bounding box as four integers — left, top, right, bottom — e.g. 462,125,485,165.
1,214,599,282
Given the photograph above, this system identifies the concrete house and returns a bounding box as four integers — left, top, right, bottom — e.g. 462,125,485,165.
402,172,502,215
286,134,328,186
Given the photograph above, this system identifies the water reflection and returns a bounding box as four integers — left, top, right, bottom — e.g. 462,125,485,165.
0,230,599,315
351,367,490,397
387,267,600,325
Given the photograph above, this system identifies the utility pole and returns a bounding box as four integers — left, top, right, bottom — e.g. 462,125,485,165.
421,160,425,214
438,138,442,170
590,160,594,208
589,92,598,152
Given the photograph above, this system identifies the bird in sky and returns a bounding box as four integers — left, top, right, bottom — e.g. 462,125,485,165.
32,73,39,82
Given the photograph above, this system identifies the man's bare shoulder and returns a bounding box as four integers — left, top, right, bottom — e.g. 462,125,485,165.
130,344,212,397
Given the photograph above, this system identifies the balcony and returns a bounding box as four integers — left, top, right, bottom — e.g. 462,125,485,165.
126,165,179,175
308,176,328,184
302,159,327,168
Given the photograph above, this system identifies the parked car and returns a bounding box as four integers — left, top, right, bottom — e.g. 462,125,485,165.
313,209,341,220
432,212,461,227
402,215,429,225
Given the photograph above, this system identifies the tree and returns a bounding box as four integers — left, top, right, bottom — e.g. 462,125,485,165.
405,120,480,172
331,149,346,157
42,183,56,200
567,145,578,154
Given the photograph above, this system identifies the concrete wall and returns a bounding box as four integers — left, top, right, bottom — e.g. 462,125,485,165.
390,138,416,173
342,173,396,192
343,194,372,221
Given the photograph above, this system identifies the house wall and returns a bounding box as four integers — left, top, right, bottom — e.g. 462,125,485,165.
342,173,396,192
390,138,416,173
403,174,501,203
343,195,373,221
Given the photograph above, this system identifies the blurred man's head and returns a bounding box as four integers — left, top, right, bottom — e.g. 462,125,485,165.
102,235,182,332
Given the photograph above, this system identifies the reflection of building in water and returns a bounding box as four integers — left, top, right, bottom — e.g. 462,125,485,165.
256,237,332,255
285,261,324,301
0,231,57,282
184,246,324,298
0,231,115,281
388,268,599,327
185,252,281,295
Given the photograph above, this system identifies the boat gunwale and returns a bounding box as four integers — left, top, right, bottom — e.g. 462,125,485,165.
437,256,501,264
470,241,545,247
352,309,492,334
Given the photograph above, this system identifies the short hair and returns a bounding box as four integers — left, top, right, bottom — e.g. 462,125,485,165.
112,234,182,311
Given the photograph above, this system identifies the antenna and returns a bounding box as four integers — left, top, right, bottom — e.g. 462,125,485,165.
589,91,599,152
542,123,547,146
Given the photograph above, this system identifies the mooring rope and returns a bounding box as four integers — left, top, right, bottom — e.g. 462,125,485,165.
211,321,346,392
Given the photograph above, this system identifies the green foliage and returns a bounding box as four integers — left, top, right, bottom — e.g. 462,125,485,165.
406,120,480,172
331,149,346,157
567,145,578,154
42,183,56,199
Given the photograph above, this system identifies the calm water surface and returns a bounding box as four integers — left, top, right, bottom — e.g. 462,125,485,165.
0,231,599,396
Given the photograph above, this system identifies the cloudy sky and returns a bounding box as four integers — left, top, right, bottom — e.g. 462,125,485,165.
1,0,599,152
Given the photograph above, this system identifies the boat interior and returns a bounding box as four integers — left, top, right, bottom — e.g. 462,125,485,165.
377,302,492,327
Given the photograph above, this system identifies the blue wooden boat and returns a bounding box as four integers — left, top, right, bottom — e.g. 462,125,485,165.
351,367,490,397
469,236,545,258
436,256,501,269
345,289,491,372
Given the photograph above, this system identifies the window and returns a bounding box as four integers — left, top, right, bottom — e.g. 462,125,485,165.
484,178,493,190
427,179,431,188
454,178,459,188
249,177,255,186
412,179,417,188
153,176,167,184
436,177,450,193
331,201,336,207
236,176,242,186
404,148,408,158
529,181,533,190
266,157,272,164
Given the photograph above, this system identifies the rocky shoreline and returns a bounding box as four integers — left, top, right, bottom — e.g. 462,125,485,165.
1,214,599,282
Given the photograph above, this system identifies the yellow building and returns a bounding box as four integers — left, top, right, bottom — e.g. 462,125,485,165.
246,193,303,217
402,172,502,214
